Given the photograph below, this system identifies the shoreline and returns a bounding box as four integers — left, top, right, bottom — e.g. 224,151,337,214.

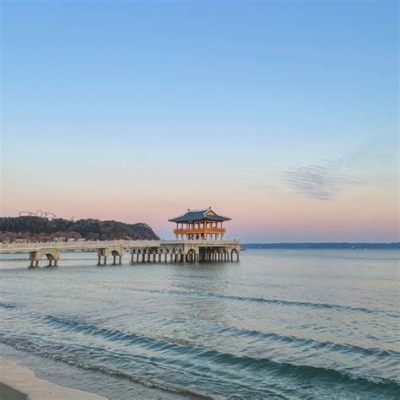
0,356,107,400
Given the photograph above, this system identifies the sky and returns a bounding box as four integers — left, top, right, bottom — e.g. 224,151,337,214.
1,0,399,242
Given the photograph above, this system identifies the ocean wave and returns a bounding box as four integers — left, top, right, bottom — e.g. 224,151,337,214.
216,325,400,360
0,335,215,400
3,288,398,319
2,302,400,399
2,303,399,366
23,311,397,363
0,332,399,400
124,288,399,318
0,302,17,309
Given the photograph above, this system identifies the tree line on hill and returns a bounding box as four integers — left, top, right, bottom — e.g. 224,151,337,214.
0,216,159,242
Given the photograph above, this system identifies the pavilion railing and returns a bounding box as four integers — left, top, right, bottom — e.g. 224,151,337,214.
173,228,225,235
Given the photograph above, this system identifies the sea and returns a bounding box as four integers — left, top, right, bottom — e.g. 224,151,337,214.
0,249,399,399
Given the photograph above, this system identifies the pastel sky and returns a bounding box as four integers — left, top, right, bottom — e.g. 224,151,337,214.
1,1,399,242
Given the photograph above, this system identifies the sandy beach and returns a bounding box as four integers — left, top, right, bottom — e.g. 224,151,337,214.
0,356,107,400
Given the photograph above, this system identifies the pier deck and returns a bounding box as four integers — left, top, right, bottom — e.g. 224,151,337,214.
0,239,240,267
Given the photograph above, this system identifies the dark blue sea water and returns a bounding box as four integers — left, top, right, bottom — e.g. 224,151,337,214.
0,249,399,399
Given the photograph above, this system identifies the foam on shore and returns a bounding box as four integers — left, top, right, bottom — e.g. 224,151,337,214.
0,356,107,400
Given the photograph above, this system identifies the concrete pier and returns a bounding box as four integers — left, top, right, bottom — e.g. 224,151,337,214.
0,240,240,268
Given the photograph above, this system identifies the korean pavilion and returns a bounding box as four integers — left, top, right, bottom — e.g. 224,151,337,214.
169,207,231,240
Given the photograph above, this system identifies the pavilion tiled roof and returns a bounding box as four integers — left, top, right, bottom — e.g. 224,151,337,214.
169,207,231,223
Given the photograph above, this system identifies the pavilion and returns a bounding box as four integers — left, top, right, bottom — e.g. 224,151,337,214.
169,207,231,240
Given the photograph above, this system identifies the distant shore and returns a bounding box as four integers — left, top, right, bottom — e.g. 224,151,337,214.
0,356,107,400
243,242,400,249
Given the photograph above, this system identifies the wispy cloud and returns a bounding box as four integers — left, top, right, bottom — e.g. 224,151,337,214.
284,162,359,200
229,170,281,193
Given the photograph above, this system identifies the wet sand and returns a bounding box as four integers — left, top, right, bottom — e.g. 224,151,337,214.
0,356,107,400
0,382,28,400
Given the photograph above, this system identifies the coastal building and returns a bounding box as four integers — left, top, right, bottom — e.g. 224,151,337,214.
169,207,230,240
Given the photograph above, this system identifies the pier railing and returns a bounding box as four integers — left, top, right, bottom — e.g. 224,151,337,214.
0,239,239,254
173,227,226,235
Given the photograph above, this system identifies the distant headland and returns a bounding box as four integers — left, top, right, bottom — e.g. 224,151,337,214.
0,216,159,242
243,243,400,250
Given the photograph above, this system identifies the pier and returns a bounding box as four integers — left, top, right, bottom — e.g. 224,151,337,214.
0,207,240,267
0,239,240,267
